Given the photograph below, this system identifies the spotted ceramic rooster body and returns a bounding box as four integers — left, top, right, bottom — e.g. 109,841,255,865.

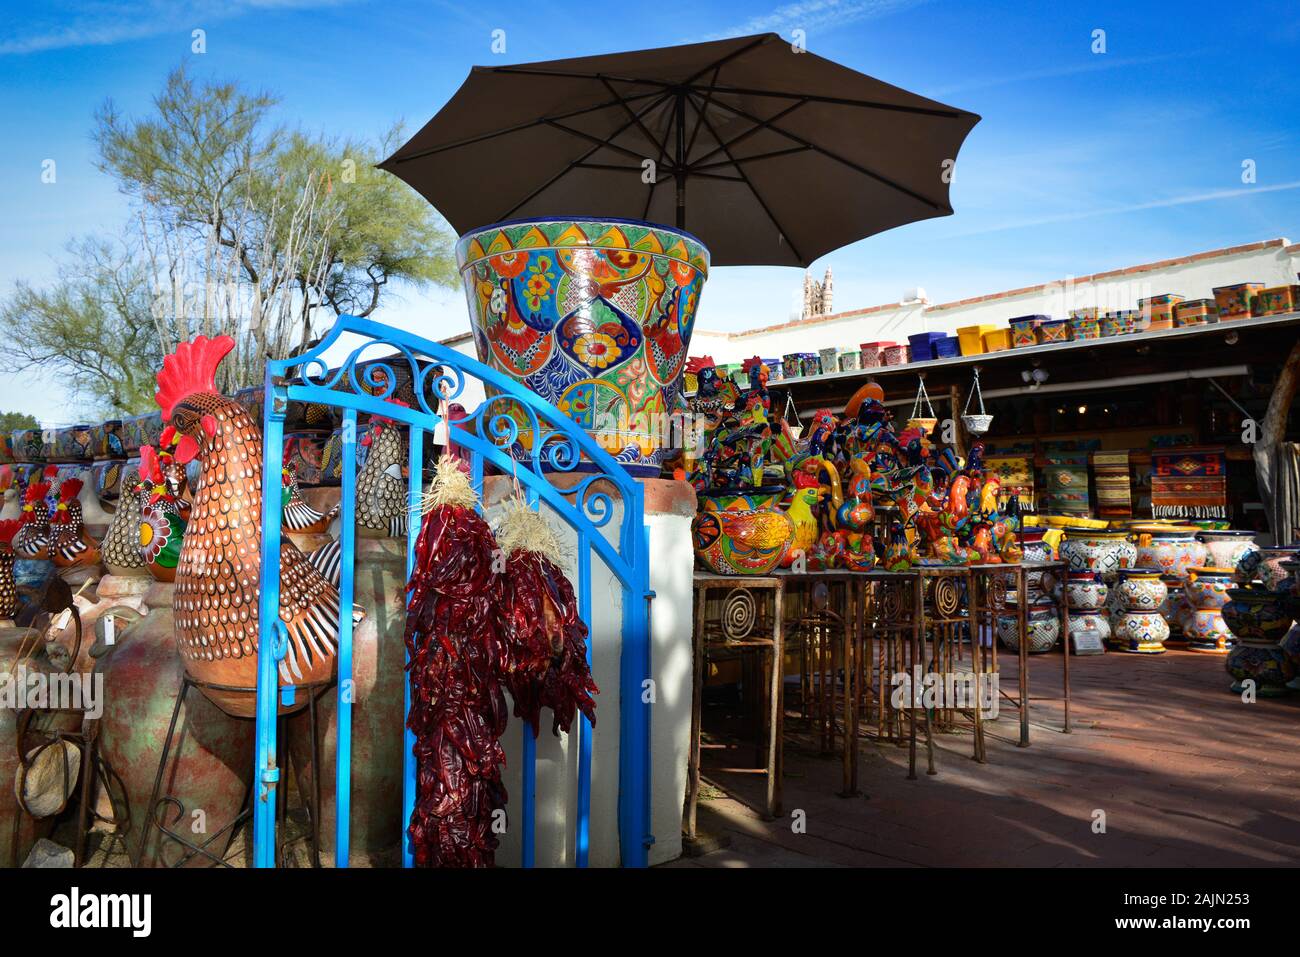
281,461,339,534
0,520,20,618
356,416,408,536
100,465,147,573
156,335,354,717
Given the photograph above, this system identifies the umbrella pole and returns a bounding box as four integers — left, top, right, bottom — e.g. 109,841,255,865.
675,90,686,229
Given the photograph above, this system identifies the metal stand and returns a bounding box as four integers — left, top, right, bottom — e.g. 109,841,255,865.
134,675,326,868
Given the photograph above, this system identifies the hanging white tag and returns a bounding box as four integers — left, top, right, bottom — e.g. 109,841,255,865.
433,418,448,447
104,614,116,646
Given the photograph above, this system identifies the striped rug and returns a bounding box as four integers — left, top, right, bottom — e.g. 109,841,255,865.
1092,450,1131,517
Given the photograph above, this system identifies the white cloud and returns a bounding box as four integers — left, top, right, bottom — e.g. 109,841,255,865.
696,0,928,42
0,0,355,56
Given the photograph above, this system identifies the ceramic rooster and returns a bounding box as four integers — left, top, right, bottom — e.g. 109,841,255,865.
356,413,408,536
281,460,339,534
136,446,187,582
154,334,357,717
100,464,147,575
0,465,18,521
49,477,101,569
0,519,20,618
12,467,57,560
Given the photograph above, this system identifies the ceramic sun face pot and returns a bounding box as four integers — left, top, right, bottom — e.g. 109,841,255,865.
1133,524,1207,580
693,487,793,575
1060,527,1136,583
457,218,709,476
997,603,1060,654
1195,530,1257,583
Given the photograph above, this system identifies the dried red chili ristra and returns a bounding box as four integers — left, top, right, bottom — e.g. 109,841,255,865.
403,456,508,868
495,503,598,738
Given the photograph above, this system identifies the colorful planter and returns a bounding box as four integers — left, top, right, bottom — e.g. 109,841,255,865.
933,335,961,358
1008,315,1047,348
762,358,782,382
692,488,794,576
11,429,45,464
882,344,909,365
1173,299,1218,326
783,352,805,377
818,347,839,375
1139,294,1183,331
1195,529,1257,582
1223,587,1294,695
1252,284,1300,317
1069,307,1099,322
838,349,860,372
908,332,945,362
1246,544,1300,590
1062,570,1107,612
1132,524,1207,580
997,602,1061,654
456,217,709,475
1111,568,1169,653
956,325,996,356
982,328,1011,352
1069,316,1100,340
1060,527,1137,583
1212,283,1263,321
1182,566,1235,654
1038,319,1071,343
1067,609,1111,648
1099,313,1124,338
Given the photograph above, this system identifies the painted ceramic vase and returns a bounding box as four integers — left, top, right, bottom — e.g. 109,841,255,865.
1060,527,1136,583
1067,609,1111,647
1133,524,1207,580
93,458,127,504
11,429,45,464
1195,530,1257,583
98,420,125,460
1021,527,1055,562
693,488,793,575
1159,573,1190,645
50,425,94,463
997,602,1060,654
457,218,709,475
1111,568,1168,653
1182,567,1234,654
121,411,164,456
1247,545,1300,590
1061,570,1107,612
1223,588,1294,694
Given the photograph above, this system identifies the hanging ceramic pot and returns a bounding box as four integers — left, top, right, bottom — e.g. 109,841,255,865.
906,376,937,435
960,367,992,436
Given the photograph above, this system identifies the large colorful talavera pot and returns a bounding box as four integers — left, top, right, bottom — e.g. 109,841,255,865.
1223,586,1294,695
693,487,793,575
1195,529,1257,583
1182,566,1234,654
1111,568,1169,653
1133,524,1206,580
1060,527,1136,584
457,218,709,475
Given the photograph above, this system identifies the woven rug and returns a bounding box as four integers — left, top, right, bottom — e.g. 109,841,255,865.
1151,446,1226,518
1044,451,1090,514
985,455,1035,511
1092,450,1131,517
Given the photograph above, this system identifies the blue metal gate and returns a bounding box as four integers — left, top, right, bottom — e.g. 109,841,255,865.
252,314,653,868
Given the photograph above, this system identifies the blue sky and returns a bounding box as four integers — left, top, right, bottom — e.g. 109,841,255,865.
2,0,1298,424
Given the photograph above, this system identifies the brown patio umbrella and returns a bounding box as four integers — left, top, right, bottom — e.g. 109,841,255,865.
379,33,979,267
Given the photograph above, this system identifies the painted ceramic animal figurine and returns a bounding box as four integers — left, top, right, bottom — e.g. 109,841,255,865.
0,465,18,521
12,469,56,560
136,446,187,582
781,486,822,568
156,425,193,520
100,464,147,575
0,520,19,618
49,478,101,569
281,460,340,534
356,413,409,536
155,334,357,717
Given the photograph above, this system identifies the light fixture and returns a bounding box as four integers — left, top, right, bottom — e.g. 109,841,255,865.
1078,405,1087,414
1225,331,1239,345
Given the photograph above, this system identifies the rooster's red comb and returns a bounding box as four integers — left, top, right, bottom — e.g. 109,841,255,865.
139,445,163,484
685,355,715,374
59,478,84,501
155,335,235,418
24,481,50,503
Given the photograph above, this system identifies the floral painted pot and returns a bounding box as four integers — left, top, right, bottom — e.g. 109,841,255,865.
1061,570,1107,612
997,603,1061,654
1224,595,1294,697
457,218,709,475
121,411,164,457
10,429,45,464
50,425,94,463
1115,568,1167,612
92,458,128,504
1247,545,1300,591
1195,530,1257,583
283,431,331,488
1221,586,1292,645
98,420,126,460
693,488,793,576
1159,573,1189,645
1181,566,1235,653
1112,610,1169,653
1133,524,1207,580
1021,527,1055,562
1067,609,1111,648
1060,527,1136,583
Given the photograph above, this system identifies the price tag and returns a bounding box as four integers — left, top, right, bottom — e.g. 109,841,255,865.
1071,626,1105,655
104,614,116,646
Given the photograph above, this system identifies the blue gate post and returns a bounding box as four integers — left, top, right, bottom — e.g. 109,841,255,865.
252,380,287,868
334,408,359,866
401,425,424,868
618,492,654,868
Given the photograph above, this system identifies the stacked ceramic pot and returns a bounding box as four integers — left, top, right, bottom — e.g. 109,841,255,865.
1060,526,1136,585
1223,585,1294,695
1111,568,1169,653
1195,529,1258,584
1134,525,1206,647
1276,557,1300,690
997,600,1061,654
1246,544,1300,591
1182,567,1235,654
1019,527,1060,604
1061,570,1110,648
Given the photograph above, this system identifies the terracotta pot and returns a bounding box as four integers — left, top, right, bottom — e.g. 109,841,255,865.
457,218,709,475
1060,527,1136,583
93,584,255,866
693,488,793,575
1195,530,1258,583
286,538,407,866
1133,524,1207,580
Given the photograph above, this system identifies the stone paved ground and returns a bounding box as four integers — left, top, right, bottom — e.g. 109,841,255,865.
667,647,1300,867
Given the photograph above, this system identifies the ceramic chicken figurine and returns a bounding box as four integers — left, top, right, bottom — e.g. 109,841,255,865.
49,477,101,569
12,467,57,560
154,334,357,717
281,460,339,534
356,413,408,536
137,446,187,582
0,519,19,618
156,425,192,520
0,465,19,521
100,463,147,575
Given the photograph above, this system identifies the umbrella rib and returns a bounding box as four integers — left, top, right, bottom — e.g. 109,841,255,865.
688,99,806,169
384,89,664,164
600,75,673,166
544,118,665,164
691,145,810,172
686,83,965,118
685,65,723,162
704,95,948,212
687,92,805,265
501,90,676,220
683,34,772,85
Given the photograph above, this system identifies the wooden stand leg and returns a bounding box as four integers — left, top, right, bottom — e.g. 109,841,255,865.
768,585,785,819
